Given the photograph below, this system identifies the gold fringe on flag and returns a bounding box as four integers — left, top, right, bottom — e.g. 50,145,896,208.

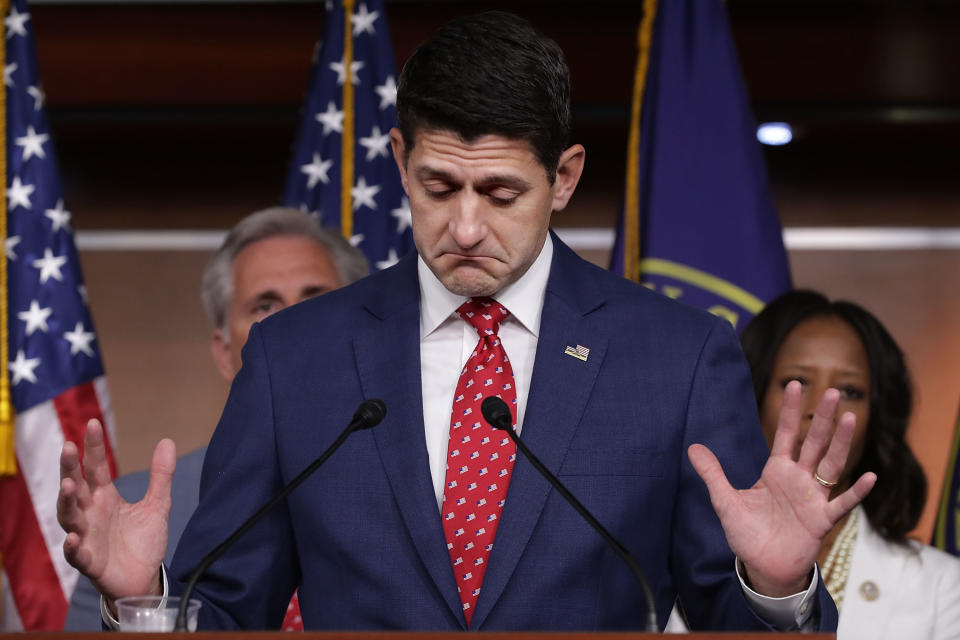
340,0,356,240
622,0,659,283
0,0,17,477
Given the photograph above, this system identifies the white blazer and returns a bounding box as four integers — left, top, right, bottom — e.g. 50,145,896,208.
838,507,960,640
663,506,960,637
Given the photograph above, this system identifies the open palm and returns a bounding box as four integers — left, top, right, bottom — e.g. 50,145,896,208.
688,381,876,596
57,419,175,603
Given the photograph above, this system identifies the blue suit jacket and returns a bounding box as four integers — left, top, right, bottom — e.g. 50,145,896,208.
170,234,837,631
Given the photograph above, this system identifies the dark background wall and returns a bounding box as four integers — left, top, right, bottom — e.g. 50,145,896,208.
26,0,960,540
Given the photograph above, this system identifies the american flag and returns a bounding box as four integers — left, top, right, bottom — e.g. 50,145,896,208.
283,0,413,271
0,0,117,630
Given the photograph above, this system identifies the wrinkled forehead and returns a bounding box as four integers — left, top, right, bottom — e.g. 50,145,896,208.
405,126,547,172
406,128,549,183
229,236,338,297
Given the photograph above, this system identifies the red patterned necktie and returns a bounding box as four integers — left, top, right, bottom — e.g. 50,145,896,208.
281,591,303,631
441,297,518,626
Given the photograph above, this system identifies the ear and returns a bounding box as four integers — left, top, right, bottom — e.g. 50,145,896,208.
210,329,235,383
389,127,410,194
551,144,586,212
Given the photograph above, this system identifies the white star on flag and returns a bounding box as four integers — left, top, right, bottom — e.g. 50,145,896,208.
45,199,72,232
4,6,30,38
15,125,48,161
32,247,67,284
351,176,381,211
329,56,364,86
359,125,390,161
8,175,35,210
351,3,379,36
6,235,21,261
315,101,344,135
9,349,41,385
391,197,412,233
64,322,96,357
301,153,333,189
78,284,88,303
376,248,399,270
4,62,17,87
17,300,52,336
375,75,397,110
27,85,44,110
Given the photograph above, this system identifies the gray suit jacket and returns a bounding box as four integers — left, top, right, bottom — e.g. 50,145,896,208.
63,447,207,630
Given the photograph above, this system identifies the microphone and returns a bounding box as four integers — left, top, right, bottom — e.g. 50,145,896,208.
175,398,387,630
481,396,659,633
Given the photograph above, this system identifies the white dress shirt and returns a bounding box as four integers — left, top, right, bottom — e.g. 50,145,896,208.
418,234,553,509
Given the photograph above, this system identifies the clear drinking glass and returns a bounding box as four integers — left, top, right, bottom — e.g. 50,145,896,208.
116,596,201,632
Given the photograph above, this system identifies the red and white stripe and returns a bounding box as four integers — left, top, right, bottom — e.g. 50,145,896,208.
0,376,115,631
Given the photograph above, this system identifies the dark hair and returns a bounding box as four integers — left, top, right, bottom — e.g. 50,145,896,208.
740,290,926,544
396,11,571,183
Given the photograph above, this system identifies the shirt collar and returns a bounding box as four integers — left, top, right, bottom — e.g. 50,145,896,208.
418,233,554,339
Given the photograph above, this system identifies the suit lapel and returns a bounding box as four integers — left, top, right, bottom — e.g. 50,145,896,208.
352,255,464,625
471,235,608,628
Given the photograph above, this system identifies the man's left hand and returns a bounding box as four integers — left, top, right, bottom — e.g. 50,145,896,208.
687,380,876,597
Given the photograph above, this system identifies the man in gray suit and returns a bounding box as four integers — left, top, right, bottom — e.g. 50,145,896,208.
63,207,368,630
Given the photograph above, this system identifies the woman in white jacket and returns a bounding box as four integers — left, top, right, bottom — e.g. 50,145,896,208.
739,290,960,640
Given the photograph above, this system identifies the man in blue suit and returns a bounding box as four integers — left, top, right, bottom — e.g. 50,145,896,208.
58,12,874,632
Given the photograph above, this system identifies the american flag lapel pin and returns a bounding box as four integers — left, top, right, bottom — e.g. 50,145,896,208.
563,344,590,362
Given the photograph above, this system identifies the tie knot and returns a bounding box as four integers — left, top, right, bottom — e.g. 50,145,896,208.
457,297,510,338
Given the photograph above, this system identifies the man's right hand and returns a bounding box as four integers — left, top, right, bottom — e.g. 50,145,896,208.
57,419,175,606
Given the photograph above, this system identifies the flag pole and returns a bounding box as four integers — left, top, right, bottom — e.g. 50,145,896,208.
340,0,355,240
0,0,16,478
934,408,960,552
623,0,658,282
0,0,11,620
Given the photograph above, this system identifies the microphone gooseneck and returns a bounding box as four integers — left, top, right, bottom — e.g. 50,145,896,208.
480,396,659,633
175,398,387,631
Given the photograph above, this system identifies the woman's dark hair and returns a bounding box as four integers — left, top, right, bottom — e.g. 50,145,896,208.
396,11,571,183
740,290,926,543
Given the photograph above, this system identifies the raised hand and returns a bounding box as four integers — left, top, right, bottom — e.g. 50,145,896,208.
688,381,876,597
57,419,176,604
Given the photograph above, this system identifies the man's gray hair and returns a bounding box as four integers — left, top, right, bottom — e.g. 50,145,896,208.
201,207,370,332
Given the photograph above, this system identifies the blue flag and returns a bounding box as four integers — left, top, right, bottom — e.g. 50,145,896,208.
2,0,117,629
933,410,960,556
611,0,791,332
283,0,413,271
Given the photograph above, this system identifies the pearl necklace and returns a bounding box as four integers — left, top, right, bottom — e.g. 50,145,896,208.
820,509,859,612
